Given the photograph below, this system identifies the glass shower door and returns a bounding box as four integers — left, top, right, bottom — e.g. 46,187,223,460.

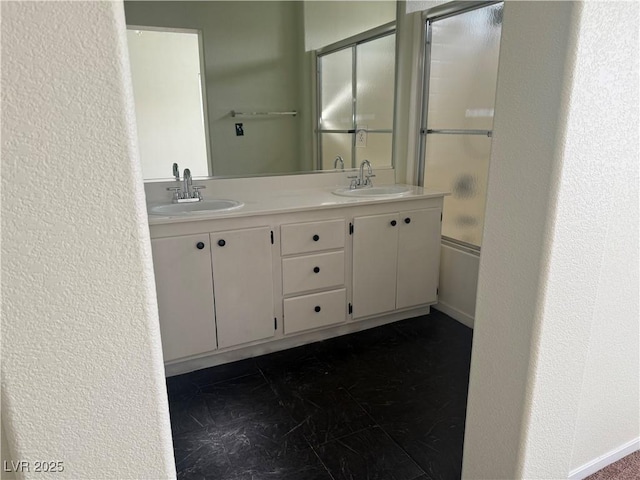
317,29,396,170
420,3,503,248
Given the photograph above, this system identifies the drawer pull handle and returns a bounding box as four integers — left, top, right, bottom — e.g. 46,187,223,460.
390,220,397,226
313,234,320,241
196,242,205,250
218,239,226,247
313,266,320,273
314,306,321,313
405,217,411,224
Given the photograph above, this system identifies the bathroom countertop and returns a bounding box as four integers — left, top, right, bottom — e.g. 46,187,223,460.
147,184,448,226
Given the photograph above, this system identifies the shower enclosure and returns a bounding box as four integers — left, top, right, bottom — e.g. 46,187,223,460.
316,23,397,170
417,1,503,324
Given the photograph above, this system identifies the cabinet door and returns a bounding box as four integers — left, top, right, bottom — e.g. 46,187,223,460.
396,208,442,309
151,234,217,362
352,213,399,319
210,227,275,348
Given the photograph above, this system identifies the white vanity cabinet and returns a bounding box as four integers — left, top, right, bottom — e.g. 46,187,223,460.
280,219,347,335
210,227,275,348
151,226,275,361
352,208,442,319
147,187,446,375
151,234,217,362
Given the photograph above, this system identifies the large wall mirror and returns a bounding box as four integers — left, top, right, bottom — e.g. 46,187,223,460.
123,1,397,181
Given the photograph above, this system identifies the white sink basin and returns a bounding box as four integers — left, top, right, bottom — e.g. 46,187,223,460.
149,199,244,216
332,185,412,198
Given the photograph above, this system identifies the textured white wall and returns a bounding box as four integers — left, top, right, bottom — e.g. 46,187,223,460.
1,424,15,480
562,1,639,472
1,2,175,479
463,1,639,478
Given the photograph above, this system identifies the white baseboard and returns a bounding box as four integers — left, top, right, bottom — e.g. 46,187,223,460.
434,301,474,329
568,437,640,479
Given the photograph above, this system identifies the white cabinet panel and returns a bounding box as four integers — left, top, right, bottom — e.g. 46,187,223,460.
282,251,345,295
352,213,399,318
151,234,217,361
284,288,346,335
396,208,442,309
210,227,275,348
281,219,345,255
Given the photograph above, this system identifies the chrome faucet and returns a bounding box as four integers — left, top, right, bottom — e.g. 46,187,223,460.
166,165,206,203
334,155,344,171
359,160,372,184
348,160,376,189
183,168,193,198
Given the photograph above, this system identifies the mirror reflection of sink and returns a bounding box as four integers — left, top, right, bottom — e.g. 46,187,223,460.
332,185,412,198
149,199,244,216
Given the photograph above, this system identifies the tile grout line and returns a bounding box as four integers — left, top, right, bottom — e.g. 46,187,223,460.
342,384,430,479
257,366,337,480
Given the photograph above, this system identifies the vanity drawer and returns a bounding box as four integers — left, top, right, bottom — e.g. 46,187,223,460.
280,219,345,255
282,251,345,295
283,288,346,335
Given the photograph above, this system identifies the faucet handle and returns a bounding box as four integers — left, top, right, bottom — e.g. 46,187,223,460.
166,186,182,202
191,185,206,200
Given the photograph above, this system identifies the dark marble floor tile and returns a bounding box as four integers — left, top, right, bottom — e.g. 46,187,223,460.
393,312,473,355
278,384,375,447
169,394,215,436
315,426,425,480
257,344,334,387
168,312,473,480
380,402,467,480
221,420,331,480
200,373,288,428
166,375,201,403
172,426,232,479
166,357,259,401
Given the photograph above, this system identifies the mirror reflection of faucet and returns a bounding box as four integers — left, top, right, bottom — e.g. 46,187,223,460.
167,163,206,203
333,155,344,171
347,160,376,189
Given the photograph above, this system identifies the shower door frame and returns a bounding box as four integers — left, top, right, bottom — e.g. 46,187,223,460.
415,0,502,252
315,22,397,170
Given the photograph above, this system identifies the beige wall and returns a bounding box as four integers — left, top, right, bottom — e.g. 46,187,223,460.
303,1,395,51
124,1,311,176
1,1,175,478
462,1,639,478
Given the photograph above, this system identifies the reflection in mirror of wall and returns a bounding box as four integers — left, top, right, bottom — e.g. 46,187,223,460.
123,1,396,181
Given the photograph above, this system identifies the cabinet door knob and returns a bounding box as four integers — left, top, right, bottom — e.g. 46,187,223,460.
313,234,320,241
404,217,411,224
390,220,397,226
313,266,320,273
196,242,205,250
314,306,321,313
218,239,226,247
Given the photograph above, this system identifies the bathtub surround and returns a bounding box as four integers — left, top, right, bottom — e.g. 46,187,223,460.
1,2,175,478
